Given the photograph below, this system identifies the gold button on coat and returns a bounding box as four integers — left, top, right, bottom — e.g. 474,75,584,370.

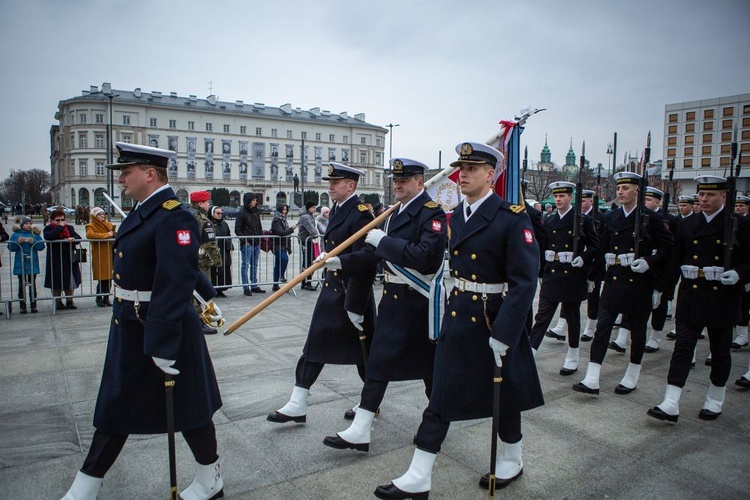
451,311,456,317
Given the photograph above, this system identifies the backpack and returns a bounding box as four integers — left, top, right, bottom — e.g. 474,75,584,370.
259,230,272,253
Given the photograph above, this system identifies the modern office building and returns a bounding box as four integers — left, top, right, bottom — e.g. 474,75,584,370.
662,93,750,195
50,83,388,210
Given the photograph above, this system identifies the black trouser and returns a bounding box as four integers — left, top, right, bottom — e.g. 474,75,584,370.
294,355,366,389
740,291,750,327
589,305,648,365
530,297,581,350
16,274,37,304
81,422,218,479
586,280,601,320
302,241,315,286
668,323,732,388
360,378,433,413
415,409,521,453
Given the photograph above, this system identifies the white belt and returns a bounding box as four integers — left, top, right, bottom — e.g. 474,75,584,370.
384,273,410,285
454,278,508,294
114,284,152,302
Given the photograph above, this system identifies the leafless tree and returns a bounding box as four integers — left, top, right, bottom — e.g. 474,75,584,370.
0,169,52,205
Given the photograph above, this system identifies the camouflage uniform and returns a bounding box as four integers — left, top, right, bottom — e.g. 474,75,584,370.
190,203,222,316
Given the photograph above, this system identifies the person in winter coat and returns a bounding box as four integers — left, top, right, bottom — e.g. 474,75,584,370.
315,206,330,234
235,192,265,295
270,203,296,291
297,200,320,291
9,216,45,313
209,205,234,296
85,207,116,307
44,209,82,310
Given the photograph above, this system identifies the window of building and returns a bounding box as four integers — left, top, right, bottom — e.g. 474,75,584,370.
150,118,157,127
206,123,213,132
667,148,676,157
701,158,711,167
703,121,713,131
287,130,293,139
376,137,381,147
95,160,105,176
121,133,132,143
329,134,335,142
240,126,246,135
743,117,750,127
360,137,367,145
343,135,349,143
271,128,277,138
668,113,678,123
722,131,732,142
743,104,750,115
314,133,320,141
685,135,694,144
375,152,381,164
704,109,714,120
668,125,677,134
743,130,750,141
188,121,195,130
701,145,711,155
95,133,104,148
79,160,88,176
684,147,693,156
723,107,734,117
360,151,367,163
79,113,87,124
169,119,176,129
719,156,731,167
79,132,88,149
95,113,104,124
703,133,713,143
720,144,731,154
301,131,307,139
722,119,733,130
224,124,230,133
70,134,75,148
743,142,750,152
683,158,693,168
122,115,130,125
685,111,695,121
667,136,677,146
256,127,262,136
685,123,695,133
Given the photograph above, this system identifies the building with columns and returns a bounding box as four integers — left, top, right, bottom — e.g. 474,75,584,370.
50,83,388,210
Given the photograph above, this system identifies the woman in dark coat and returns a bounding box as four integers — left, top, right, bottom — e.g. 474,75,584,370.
270,203,296,291
43,209,82,309
209,205,233,296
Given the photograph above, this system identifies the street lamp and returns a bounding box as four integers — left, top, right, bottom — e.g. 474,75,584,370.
385,123,399,204
103,84,119,216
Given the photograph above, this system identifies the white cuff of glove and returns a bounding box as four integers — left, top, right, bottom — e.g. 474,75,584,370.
365,229,386,248
571,256,584,268
347,311,365,331
630,258,649,273
488,338,509,368
720,269,740,285
652,291,662,310
152,357,179,375
313,251,327,264
324,256,342,270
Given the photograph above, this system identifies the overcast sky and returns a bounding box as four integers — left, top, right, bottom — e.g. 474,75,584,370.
1,0,748,182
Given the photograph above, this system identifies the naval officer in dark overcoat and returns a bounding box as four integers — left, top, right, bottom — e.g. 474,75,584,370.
374,142,543,499
268,162,377,424
61,142,224,500
322,157,447,452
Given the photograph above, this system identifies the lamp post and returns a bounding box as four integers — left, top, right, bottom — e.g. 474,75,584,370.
385,123,399,204
104,87,119,216
300,137,305,209
606,142,614,200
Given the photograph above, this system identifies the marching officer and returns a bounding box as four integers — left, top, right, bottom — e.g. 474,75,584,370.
665,194,697,342
373,142,543,499
529,181,599,376
573,171,673,396
731,195,749,348
580,189,607,341
321,157,447,452
649,176,750,423
61,142,224,500
189,190,222,335
267,163,377,424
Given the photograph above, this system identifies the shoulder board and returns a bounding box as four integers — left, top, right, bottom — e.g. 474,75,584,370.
508,204,526,214
358,204,369,212
424,200,439,209
162,200,181,211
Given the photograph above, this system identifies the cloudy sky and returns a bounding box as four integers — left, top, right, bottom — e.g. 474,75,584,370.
0,0,748,182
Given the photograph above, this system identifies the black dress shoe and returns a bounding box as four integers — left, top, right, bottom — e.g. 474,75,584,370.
251,287,266,293
267,411,306,424
545,330,566,341
608,341,626,353
735,376,750,388
272,284,281,291
614,384,636,395
666,331,677,340
202,324,218,335
705,357,712,366
559,367,578,376
374,483,429,499
572,382,599,395
323,434,369,452
691,362,696,368
66,302,77,310
647,406,679,423
732,341,748,349
698,409,721,421
644,346,659,353
243,290,253,296
479,469,523,490
580,334,593,342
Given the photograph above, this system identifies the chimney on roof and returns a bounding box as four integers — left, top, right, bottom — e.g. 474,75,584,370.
152,91,162,98
101,82,112,95
90,85,99,93
235,100,244,106
170,92,177,97
339,111,348,120
207,95,216,105
354,113,365,121
310,107,321,117
280,103,292,114
253,102,265,109
134,88,142,98
189,95,197,102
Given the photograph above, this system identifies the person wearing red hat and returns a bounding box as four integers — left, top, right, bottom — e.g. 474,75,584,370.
189,191,222,335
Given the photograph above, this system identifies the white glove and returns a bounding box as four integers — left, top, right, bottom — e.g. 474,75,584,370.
571,256,584,268
323,256,342,270
720,269,740,285
365,229,387,248
347,311,365,331
313,251,328,264
652,291,662,310
152,357,179,375
587,280,595,293
208,302,223,323
630,259,650,274
488,338,508,368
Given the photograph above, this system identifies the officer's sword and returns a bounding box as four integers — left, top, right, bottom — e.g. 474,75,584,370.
103,191,218,322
